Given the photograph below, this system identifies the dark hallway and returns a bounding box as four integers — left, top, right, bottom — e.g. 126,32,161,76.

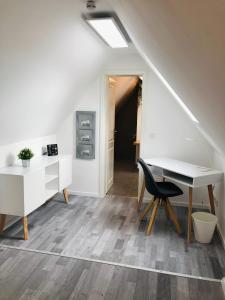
108,76,142,198
114,82,139,162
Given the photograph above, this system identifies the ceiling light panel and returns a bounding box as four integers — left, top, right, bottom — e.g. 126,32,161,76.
87,17,128,48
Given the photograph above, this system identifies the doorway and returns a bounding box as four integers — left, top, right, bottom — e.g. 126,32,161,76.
105,75,142,197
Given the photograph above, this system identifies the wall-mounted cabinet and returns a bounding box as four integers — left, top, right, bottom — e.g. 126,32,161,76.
76,111,96,160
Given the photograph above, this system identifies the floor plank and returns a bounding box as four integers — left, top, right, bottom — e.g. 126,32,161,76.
0,247,223,300
0,194,225,279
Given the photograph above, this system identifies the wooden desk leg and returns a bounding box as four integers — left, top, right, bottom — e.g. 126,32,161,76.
63,188,69,204
23,216,28,240
208,184,215,214
137,179,145,211
187,187,193,243
0,214,6,233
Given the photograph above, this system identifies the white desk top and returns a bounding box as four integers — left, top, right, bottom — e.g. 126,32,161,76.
144,157,223,187
144,157,222,178
0,155,71,176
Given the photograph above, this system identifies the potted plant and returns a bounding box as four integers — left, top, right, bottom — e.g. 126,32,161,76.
18,148,34,167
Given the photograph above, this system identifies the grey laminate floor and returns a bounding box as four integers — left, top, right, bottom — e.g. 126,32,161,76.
108,160,138,197
0,247,223,300
1,195,225,279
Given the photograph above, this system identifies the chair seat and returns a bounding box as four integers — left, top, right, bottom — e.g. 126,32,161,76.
156,182,183,197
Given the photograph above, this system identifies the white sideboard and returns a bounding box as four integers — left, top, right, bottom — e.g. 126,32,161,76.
0,155,72,240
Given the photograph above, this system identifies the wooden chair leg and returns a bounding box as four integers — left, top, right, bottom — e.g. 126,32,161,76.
139,197,155,220
137,180,145,211
146,198,160,235
63,188,69,204
208,184,215,214
23,216,28,240
166,198,181,234
163,200,170,219
0,214,6,233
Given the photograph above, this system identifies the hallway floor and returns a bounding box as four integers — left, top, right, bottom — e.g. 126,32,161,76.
1,194,225,280
108,160,138,197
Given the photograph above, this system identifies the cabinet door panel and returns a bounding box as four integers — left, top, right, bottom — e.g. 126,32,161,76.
59,156,72,191
0,175,24,216
24,168,45,215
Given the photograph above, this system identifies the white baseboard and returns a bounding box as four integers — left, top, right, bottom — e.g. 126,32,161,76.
142,197,209,209
68,190,100,198
170,200,209,210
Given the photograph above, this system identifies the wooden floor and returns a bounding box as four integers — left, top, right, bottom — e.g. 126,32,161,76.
0,247,223,300
1,195,225,279
108,160,138,197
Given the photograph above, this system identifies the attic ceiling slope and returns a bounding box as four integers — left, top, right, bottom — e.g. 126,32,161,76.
110,0,225,155
0,0,109,145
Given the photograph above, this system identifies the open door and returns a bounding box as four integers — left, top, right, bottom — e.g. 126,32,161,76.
106,77,116,192
105,75,142,197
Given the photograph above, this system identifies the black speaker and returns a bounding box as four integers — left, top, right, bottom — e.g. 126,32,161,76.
47,144,58,156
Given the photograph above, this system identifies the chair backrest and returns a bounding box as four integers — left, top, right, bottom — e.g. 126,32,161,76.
138,158,160,196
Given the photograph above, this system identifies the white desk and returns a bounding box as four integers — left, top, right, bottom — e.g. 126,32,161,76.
139,157,223,242
0,155,72,240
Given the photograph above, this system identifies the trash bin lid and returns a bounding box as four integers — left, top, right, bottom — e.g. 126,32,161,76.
192,212,217,223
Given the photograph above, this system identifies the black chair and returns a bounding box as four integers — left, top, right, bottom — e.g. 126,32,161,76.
138,158,183,235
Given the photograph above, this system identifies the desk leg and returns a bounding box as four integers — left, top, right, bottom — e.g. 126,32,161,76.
208,184,215,214
187,187,193,243
0,214,6,233
137,179,145,211
23,216,28,240
63,188,69,204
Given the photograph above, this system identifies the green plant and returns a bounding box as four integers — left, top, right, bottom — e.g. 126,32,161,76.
18,148,34,160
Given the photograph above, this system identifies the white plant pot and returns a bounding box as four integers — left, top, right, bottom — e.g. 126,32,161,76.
22,160,30,168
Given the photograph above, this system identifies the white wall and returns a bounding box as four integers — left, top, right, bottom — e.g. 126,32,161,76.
212,151,225,246
57,51,213,205
0,135,56,168
141,70,213,207
57,80,101,196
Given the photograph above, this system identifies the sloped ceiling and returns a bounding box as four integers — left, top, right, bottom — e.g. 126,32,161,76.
1,0,224,156
110,0,225,155
0,0,112,145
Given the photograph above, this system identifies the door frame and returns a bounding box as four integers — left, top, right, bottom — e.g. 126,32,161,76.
99,70,147,197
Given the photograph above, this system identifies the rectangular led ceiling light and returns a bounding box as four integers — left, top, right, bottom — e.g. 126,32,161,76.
86,17,128,48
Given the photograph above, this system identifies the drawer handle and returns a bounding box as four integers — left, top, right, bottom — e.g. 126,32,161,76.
81,150,90,156
81,135,90,142
81,120,90,127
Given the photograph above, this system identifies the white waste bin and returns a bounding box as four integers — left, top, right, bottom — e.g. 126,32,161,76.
192,212,217,244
